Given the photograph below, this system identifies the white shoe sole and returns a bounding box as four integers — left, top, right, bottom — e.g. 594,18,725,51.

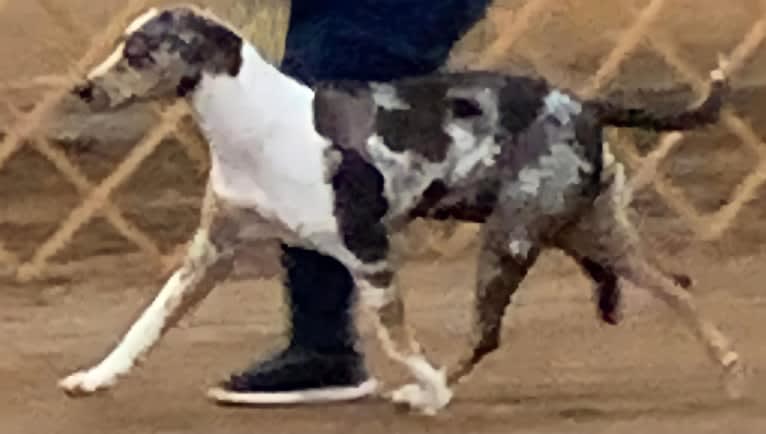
207,378,379,405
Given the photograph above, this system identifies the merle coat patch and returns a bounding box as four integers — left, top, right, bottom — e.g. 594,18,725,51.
313,71,595,264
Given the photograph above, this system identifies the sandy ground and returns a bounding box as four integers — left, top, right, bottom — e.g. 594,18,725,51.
2,0,766,433
2,248,766,434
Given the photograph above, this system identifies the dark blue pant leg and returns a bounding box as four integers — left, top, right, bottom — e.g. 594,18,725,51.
281,245,359,353
278,0,492,360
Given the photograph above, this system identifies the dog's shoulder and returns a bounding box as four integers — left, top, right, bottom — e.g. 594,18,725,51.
313,80,377,156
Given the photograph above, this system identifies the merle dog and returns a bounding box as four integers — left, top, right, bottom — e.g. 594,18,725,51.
58,5,743,415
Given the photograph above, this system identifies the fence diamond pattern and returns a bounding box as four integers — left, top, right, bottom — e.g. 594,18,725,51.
0,0,765,282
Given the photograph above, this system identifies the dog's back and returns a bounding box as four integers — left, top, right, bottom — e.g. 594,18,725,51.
314,67,726,229
314,71,604,228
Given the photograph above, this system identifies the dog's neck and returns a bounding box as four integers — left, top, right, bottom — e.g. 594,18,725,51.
186,41,336,229
188,41,320,157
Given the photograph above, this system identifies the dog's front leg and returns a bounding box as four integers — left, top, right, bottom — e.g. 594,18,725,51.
59,190,238,396
358,270,452,416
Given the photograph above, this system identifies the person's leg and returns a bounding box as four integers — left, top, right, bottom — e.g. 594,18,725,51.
213,246,377,404
282,246,359,354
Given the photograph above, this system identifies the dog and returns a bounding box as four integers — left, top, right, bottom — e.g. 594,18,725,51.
58,4,743,415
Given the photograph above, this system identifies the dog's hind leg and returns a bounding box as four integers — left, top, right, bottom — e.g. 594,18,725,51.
448,224,539,386
59,186,239,396
616,253,744,399
577,257,622,325
571,251,688,325
575,250,687,326
571,162,691,325
556,175,745,401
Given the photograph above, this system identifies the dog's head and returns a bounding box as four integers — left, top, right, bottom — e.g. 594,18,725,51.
73,5,243,111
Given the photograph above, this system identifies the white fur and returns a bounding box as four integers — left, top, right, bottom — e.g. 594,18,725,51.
59,229,215,393
365,134,444,218
371,83,411,110
443,86,501,182
358,279,395,309
509,239,532,258
192,46,338,234
443,123,499,181
125,8,160,35
87,43,125,80
390,356,452,415
363,86,502,222
543,90,581,125
58,273,185,392
191,44,385,274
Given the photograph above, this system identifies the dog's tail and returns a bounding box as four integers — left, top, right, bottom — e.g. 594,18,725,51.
585,63,729,131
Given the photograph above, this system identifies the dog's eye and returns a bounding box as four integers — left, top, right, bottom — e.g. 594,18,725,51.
125,35,148,58
124,34,155,67
158,10,173,22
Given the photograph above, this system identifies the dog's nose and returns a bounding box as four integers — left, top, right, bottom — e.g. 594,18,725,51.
72,82,95,103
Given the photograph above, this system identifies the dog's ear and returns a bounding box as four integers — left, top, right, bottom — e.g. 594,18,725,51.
313,83,376,154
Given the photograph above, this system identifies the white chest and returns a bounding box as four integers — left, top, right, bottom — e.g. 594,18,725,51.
190,48,338,238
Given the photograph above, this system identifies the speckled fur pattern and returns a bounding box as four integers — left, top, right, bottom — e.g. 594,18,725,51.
314,67,743,404
59,6,744,415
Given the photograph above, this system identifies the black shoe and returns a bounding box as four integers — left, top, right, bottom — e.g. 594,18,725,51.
208,345,378,405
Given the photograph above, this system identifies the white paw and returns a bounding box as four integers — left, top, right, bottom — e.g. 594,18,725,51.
58,369,116,397
723,352,746,401
391,381,452,416
391,359,453,415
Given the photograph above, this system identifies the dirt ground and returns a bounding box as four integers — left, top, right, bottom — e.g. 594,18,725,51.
2,249,766,434
2,0,766,433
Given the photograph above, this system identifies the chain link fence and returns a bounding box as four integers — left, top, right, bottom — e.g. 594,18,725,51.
1,0,765,284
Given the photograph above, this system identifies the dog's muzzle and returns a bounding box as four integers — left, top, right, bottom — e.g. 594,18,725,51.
72,81,94,102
